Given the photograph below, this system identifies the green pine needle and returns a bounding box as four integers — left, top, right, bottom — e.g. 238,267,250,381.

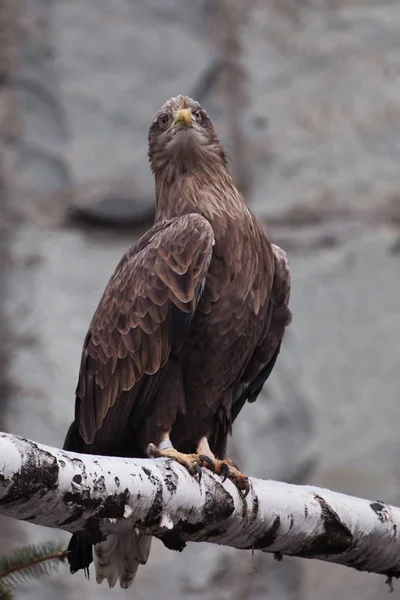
0,582,14,600
0,541,68,591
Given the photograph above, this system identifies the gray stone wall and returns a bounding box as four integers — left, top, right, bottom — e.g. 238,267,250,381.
2,1,400,599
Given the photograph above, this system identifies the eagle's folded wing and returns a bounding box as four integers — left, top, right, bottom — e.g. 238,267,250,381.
232,243,292,421
75,213,214,446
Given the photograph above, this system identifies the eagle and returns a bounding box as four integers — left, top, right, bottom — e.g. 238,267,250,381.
63,95,292,589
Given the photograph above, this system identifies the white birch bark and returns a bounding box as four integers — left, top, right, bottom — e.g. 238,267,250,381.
0,432,399,585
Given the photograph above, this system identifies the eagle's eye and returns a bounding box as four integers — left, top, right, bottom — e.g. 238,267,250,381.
158,114,170,128
193,110,202,123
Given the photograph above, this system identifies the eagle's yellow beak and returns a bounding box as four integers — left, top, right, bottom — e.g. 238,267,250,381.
171,108,192,128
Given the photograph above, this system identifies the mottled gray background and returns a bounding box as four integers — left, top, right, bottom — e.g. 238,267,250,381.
1,1,400,598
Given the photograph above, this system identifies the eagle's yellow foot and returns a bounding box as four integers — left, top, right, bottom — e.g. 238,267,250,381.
147,443,204,482
147,436,250,495
198,455,250,497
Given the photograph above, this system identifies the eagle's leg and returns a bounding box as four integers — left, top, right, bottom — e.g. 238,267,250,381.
197,437,250,497
147,434,203,481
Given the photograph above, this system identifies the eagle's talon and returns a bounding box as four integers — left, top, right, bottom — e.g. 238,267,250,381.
220,462,231,483
198,455,216,472
221,457,237,469
241,478,250,498
194,463,203,482
210,459,249,495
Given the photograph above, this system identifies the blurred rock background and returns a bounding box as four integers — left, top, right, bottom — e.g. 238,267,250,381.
1,0,400,598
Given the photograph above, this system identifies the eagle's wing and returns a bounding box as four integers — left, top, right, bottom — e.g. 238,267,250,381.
74,213,214,448
231,243,291,422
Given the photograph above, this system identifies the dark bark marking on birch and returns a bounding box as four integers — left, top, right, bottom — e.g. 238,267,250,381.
142,466,159,486
158,530,186,552
289,514,294,531
205,526,225,538
0,439,59,505
370,502,386,512
0,474,10,486
370,501,389,522
158,481,235,552
63,491,102,512
297,494,353,557
164,465,179,495
63,481,130,522
70,457,86,466
204,483,235,521
344,554,375,571
250,495,259,522
59,507,84,526
93,475,106,495
252,515,281,549
98,489,130,519
63,490,131,543
144,483,163,527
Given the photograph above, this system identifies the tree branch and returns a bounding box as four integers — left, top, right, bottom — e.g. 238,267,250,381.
0,433,399,584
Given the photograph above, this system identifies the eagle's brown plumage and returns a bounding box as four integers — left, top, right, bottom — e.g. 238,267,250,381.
64,95,292,588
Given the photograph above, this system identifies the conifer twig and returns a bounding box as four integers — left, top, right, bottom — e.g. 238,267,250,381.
0,543,67,587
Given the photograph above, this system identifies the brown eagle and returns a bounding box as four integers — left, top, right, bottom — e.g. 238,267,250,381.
63,95,292,588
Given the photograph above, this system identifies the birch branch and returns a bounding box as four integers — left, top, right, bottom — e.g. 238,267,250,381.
0,433,399,584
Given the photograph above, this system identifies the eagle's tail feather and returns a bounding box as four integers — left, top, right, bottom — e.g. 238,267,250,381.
67,534,93,576
93,532,152,589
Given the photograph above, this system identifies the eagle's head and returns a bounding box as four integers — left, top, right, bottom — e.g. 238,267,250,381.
148,95,227,176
